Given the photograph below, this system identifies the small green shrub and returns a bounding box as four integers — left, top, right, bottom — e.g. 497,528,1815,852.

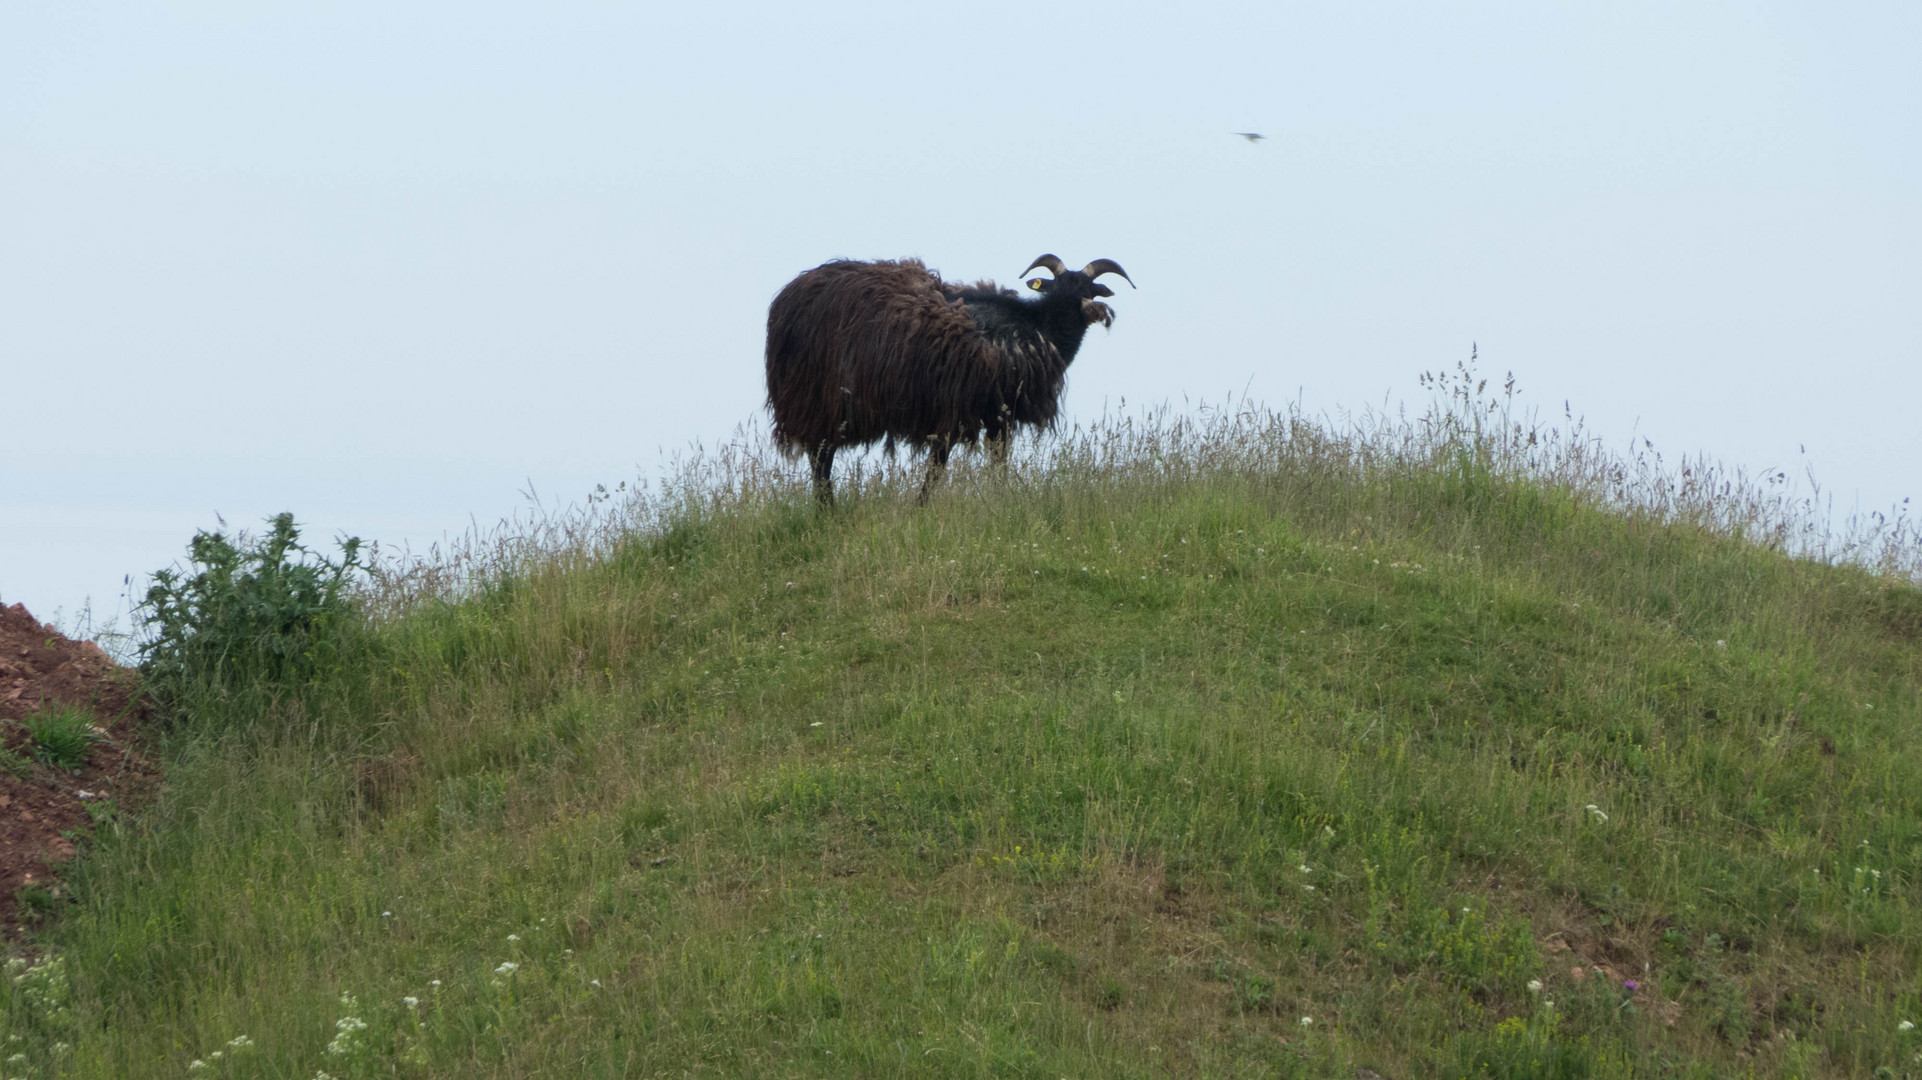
22,707,100,771
136,512,364,714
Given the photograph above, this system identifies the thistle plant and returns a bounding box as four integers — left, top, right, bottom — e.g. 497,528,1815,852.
136,513,363,717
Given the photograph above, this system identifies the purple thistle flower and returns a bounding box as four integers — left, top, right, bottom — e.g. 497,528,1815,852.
1622,980,1639,992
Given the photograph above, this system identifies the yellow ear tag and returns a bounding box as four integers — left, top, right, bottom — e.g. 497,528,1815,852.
1027,278,1045,291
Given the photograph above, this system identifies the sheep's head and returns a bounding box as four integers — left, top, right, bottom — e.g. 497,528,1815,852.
1023,254,1134,327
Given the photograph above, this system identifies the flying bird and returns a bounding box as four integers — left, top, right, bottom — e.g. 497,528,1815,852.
1233,132,1265,143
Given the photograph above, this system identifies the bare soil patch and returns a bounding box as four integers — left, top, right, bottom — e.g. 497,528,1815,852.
0,601,157,935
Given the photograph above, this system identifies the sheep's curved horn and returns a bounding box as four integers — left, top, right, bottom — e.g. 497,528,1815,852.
1080,259,1135,288
1023,254,1068,277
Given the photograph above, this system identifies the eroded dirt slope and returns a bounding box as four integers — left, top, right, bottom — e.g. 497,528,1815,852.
0,602,156,934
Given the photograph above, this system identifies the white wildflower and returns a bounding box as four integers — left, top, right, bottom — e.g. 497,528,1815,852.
189,1062,210,1073
1901,1019,1916,1031
496,961,520,976
325,1015,368,1056
1586,805,1609,822
226,1035,254,1049
1527,979,1544,993
506,934,520,942
1299,1016,1313,1026
403,996,419,1009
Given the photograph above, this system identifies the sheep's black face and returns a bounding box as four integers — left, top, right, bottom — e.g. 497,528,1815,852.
1025,271,1114,300
1026,271,1119,328
1020,256,1132,329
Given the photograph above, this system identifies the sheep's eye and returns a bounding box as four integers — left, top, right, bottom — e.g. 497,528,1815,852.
1027,278,1046,291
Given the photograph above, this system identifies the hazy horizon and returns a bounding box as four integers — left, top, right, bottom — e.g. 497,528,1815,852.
5,1,1918,630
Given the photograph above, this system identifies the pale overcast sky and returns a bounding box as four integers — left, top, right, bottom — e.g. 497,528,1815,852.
4,2,1918,627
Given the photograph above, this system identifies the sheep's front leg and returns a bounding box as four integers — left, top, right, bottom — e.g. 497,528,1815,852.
808,445,837,505
917,441,951,505
985,429,1012,474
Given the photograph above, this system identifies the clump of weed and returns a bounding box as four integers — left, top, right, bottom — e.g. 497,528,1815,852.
15,884,62,922
1214,962,1278,1014
1447,1008,1591,1079
21,706,101,771
1,953,77,1068
83,797,119,830
0,743,31,778
136,512,364,717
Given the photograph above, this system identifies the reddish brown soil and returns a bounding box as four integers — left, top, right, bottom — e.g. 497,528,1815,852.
0,601,157,935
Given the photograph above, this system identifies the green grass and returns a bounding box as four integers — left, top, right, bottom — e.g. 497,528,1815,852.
20,706,100,772
0,744,31,780
6,373,1920,1078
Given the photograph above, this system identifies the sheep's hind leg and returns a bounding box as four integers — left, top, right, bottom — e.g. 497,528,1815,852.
917,441,951,506
809,445,837,505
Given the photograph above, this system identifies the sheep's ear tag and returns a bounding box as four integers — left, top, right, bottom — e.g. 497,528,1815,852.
1026,278,1046,291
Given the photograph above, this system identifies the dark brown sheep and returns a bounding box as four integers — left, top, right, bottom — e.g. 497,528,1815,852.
764,254,1133,503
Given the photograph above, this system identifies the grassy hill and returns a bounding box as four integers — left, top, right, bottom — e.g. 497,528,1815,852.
7,373,1921,1078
